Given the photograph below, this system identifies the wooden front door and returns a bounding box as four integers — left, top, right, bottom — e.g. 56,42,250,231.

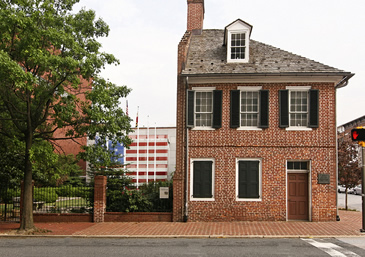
288,173,309,220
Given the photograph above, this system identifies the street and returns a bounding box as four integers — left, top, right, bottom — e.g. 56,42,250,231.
0,238,364,257
338,192,362,211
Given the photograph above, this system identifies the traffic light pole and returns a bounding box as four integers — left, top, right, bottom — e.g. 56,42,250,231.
362,146,365,233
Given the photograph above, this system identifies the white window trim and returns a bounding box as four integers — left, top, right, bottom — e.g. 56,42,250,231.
285,86,312,131
190,158,215,201
191,87,216,130
285,160,312,221
227,30,250,63
238,86,262,130
235,158,262,202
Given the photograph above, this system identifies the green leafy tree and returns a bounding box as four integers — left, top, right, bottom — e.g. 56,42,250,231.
0,0,132,231
0,135,24,190
338,135,361,210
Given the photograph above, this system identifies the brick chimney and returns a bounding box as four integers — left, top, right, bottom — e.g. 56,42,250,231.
187,0,204,31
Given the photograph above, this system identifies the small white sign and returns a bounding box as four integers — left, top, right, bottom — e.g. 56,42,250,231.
159,187,169,199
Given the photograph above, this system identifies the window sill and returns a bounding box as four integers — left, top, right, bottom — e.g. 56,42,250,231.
236,198,262,202
190,197,215,202
286,127,313,131
237,127,263,131
191,127,216,131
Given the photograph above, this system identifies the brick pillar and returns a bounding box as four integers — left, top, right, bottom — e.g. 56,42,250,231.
93,176,107,222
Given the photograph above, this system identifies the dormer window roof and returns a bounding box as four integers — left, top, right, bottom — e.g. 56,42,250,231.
224,19,253,63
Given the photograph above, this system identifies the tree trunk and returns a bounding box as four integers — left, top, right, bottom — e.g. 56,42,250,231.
19,93,35,231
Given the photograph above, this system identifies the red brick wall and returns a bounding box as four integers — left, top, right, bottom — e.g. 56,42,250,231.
33,213,93,222
175,82,338,222
105,212,172,222
187,0,204,31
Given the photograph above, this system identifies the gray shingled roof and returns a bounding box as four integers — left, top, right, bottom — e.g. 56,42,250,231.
181,29,349,76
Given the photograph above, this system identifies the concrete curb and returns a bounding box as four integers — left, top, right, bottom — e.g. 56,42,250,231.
1,234,365,239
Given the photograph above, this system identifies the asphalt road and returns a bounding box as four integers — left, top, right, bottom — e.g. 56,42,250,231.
338,192,362,211
0,238,364,257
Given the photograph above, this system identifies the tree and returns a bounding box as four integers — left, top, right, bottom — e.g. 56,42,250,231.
338,135,362,210
0,0,132,231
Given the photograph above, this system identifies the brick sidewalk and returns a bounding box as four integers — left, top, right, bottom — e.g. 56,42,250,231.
1,210,364,237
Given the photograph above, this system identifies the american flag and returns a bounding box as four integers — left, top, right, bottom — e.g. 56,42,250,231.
125,132,169,184
106,130,169,185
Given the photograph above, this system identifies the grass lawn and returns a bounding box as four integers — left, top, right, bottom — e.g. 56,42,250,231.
44,198,91,208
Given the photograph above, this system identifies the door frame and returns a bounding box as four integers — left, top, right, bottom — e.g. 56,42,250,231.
286,161,311,221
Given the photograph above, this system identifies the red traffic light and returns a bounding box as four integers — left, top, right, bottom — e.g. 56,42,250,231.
351,129,365,141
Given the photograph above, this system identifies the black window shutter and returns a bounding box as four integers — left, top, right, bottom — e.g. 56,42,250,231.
308,89,319,128
212,90,222,129
279,90,289,128
230,90,240,128
193,161,213,198
187,90,194,127
238,161,259,198
259,90,269,128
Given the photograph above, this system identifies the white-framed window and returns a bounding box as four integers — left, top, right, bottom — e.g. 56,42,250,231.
190,158,215,201
287,161,309,173
236,158,262,201
187,87,222,130
227,31,249,63
230,33,246,60
231,87,269,129
241,90,259,126
225,20,252,63
289,89,309,127
239,86,261,129
280,86,318,130
195,91,213,127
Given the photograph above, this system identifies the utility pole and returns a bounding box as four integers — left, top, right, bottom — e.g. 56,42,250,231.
350,128,365,232
361,146,365,232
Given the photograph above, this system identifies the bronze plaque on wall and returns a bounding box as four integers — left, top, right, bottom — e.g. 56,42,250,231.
318,174,330,184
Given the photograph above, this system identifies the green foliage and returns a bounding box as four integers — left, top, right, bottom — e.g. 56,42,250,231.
31,140,84,187
140,180,173,212
105,170,173,212
0,0,132,229
56,185,92,198
0,135,24,189
34,188,58,203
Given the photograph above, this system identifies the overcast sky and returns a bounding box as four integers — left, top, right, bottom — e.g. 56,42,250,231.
75,0,365,128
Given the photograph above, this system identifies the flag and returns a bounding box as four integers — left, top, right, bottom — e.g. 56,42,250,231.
135,106,139,128
126,100,129,117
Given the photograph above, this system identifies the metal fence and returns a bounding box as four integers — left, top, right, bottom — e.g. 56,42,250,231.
33,185,94,214
0,185,21,222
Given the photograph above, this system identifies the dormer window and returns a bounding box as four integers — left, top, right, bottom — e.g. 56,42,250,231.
224,19,253,63
231,33,246,60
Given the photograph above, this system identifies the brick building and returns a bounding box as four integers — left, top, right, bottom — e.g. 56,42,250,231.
173,0,354,222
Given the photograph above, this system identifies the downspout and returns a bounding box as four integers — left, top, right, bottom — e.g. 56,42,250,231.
335,87,340,221
334,74,352,221
184,76,189,222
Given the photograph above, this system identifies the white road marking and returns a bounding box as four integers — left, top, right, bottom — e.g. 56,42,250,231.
302,239,360,257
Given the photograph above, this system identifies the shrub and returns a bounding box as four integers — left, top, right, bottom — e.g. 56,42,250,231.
34,187,58,203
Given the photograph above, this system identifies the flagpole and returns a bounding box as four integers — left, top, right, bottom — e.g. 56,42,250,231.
136,106,139,189
154,123,157,182
147,115,149,184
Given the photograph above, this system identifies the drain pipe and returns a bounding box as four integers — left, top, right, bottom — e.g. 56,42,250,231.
184,76,189,222
335,88,340,221
334,74,353,221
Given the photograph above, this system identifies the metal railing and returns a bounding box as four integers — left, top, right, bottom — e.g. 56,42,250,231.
33,185,94,214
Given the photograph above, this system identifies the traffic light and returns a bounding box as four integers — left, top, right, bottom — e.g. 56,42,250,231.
351,128,365,141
